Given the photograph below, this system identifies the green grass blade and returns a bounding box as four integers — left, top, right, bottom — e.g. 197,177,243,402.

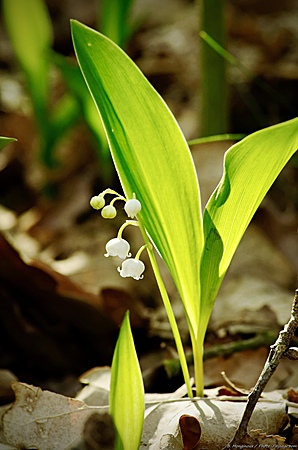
2,0,53,117
99,0,134,47
0,137,17,151
200,30,297,118
200,118,298,321
51,52,111,179
39,94,81,167
188,134,246,146
199,0,228,136
71,20,204,334
110,311,144,450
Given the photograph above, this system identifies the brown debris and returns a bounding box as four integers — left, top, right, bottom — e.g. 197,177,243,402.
0,232,117,380
179,414,201,450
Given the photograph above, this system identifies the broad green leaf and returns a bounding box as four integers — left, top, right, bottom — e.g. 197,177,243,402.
2,0,53,115
110,311,144,450
200,118,298,325
71,20,204,334
0,137,17,151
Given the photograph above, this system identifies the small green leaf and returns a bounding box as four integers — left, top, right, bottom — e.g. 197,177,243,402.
0,137,17,151
71,20,204,335
110,311,144,450
200,118,298,324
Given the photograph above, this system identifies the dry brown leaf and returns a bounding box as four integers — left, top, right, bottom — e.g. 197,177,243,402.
204,347,269,390
179,414,201,450
1,382,97,450
100,287,149,328
0,232,117,378
217,386,244,397
288,388,298,403
289,425,298,446
210,274,293,335
220,371,250,396
0,370,18,404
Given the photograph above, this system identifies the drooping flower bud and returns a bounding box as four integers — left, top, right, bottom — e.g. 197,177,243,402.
101,205,117,219
118,258,145,280
104,238,131,259
90,195,105,210
124,198,141,218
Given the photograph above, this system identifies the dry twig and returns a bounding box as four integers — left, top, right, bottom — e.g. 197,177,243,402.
223,289,298,449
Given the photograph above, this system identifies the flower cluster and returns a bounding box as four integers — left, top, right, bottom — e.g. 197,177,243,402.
90,188,141,219
90,189,146,280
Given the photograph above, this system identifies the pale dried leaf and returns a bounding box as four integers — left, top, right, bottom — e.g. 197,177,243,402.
141,396,287,449
76,367,111,406
2,382,95,450
159,433,182,449
248,429,288,446
82,412,115,450
0,406,12,449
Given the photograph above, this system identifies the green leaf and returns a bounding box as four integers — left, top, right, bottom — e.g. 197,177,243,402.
100,0,134,47
110,311,144,450
40,93,81,167
71,20,204,334
188,134,246,146
0,137,17,151
199,0,228,135
51,52,111,174
200,118,298,326
2,0,53,116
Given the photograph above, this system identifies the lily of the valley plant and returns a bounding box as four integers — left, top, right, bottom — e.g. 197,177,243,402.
71,20,298,406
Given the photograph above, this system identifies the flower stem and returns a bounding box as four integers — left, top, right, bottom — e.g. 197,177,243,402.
138,223,193,398
192,339,204,397
110,195,126,206
102,188,125,199
135,243,151,260
117,220,139,239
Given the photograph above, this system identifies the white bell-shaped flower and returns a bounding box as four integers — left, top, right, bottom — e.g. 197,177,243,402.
104,238,131,259
101,205,117,219
90,195,105,210
124,198,141,218
118,258,145,280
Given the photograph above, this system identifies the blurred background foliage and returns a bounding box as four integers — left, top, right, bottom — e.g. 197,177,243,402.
0,0,297,394
1,0,297,180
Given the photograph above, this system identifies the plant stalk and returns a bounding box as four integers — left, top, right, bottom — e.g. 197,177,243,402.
138,223,193,398
199,0,228,136
192,338,204,397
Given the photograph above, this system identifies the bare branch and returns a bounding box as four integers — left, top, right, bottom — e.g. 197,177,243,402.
223,289,298,449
